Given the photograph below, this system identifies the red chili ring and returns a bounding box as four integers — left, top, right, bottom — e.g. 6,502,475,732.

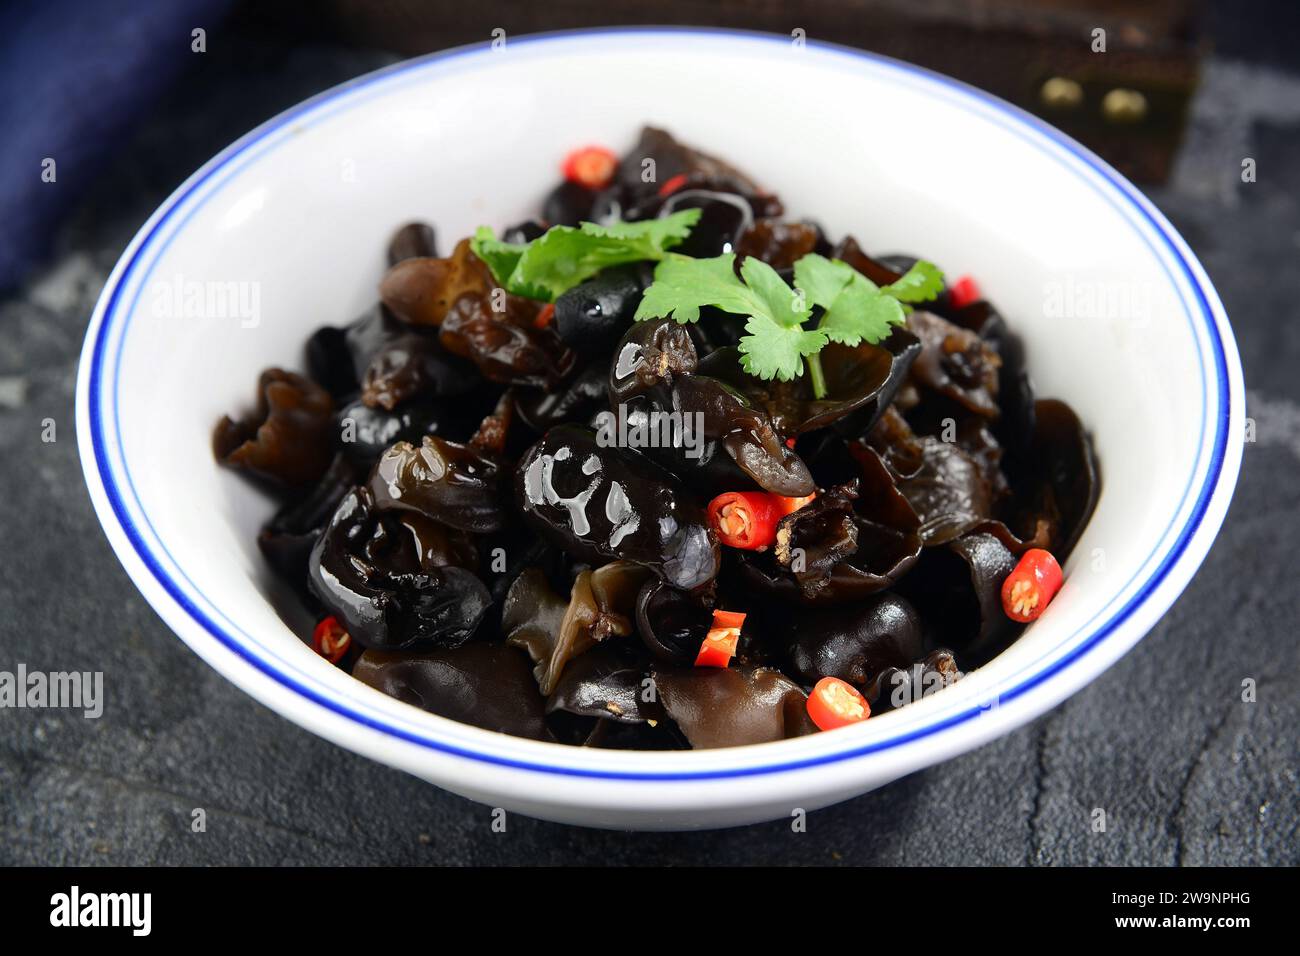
707,491,779,550
561,145,618,190
1001,548,1063,622
948,275,982,309
312,616,352,664
807,677,871,730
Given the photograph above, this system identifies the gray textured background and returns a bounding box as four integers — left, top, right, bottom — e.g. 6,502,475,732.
1,33,1297,866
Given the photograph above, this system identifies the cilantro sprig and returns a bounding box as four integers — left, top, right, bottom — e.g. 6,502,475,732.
470,207,943,398
636,252,943,397
635,255,828,383
471,209,701,302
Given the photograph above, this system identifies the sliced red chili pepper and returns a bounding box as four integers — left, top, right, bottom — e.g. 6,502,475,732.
657,173,689,197
561,145,618,190
695,609,745,668
1001,548,1063,622
312,616,351,664
807,677,871,730
711,609,747,630
707,491,779,550
784,437,797,449
534,302,555,329
948,275,982,309
772,492,816,517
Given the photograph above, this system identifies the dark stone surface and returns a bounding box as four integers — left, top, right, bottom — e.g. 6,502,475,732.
1,38,1296,866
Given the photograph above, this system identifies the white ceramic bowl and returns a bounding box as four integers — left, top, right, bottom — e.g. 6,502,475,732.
77,29,1243,830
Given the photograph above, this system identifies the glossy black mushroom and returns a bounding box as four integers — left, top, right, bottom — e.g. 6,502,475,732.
542,179,598,226
771,483,862,600
992,327,1036,467
735,482,861,604
380,239,578,387
884,410,1046,552
737,451,924,605
343,303,407,381
609,321,813,496
875,253,922,277
257,453,359,597
863,406,927,479
787,592,924,690
608,317,697,405
634,578,712,665
597,125,775,222
609,385,815,497
353,645,551,741
894,435,995,546
502,569,573,695
906,310,1002,419
897,530,1020,658
304,325,357,400
1006,399,1101,558
307,301,462,405
659,189,754,257
387,221,438,264
503,562,651,696
515,425,720,593
669,374,815,496
651,667,817,749
864,649,963,713
359,332,479,410
305,304,402,401
378,237,495,328
466,389,517,457
502,220,547,244
308,486,490,650
683,306,749,354
553,264,654,356
213,368,334,488
364,434,505,535
334,394,483,465
734,218,823,270
546,641,663,724
440,292,577,389
936,414,1010,502
515,361,609,433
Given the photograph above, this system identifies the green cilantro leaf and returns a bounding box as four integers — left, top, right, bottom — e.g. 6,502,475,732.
881,260,945,303
738,315,827,382
635,255,812,328
583,213,698,249
634,254,744,324
795,254,899,348
738,257,810,328
635,254,816,381
793,254,943,348
817,279,907,346
471,210,701,301
508,228,636,300
793,253,868,308
469,228,546,299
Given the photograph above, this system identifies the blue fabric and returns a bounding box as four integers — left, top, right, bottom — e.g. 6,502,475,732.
0,0,233,288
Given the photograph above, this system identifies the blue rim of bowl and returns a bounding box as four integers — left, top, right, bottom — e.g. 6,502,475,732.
84,27,1233,781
